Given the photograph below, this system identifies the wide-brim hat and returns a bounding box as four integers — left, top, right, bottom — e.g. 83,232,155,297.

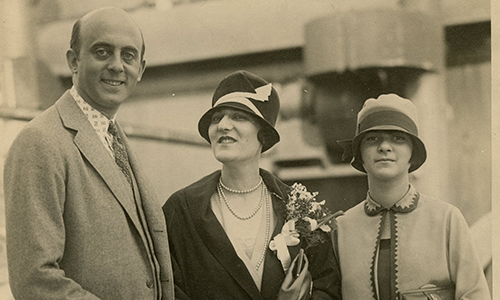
338,93,427,173
198,70,280,152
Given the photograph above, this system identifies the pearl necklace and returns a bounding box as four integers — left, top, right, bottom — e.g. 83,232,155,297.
217,181,264,220
255,186,271,271
219,177,263,194
217,179,270,271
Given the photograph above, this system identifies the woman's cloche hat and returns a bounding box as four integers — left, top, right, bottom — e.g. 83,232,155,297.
338,93,427,173
198,70,280,152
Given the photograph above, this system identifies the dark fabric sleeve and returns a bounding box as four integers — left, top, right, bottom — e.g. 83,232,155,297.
162,192,192,300
307,231,342,300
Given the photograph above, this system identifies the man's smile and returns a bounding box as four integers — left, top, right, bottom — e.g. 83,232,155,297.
102,79,124,86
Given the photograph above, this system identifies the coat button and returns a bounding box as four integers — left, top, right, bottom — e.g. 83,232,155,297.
146,280,154,289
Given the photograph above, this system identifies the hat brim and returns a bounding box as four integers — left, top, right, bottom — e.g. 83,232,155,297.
198,102,280,152
341,128,427,173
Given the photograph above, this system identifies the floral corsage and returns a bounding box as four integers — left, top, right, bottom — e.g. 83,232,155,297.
269,183,338,272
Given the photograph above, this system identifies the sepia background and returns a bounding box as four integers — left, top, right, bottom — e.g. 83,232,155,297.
0,0,497,299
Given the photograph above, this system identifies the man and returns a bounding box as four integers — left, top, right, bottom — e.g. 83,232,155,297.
336,94,490,299
4,7,174,300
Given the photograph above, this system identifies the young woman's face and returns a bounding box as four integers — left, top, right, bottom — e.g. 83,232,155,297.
208,108,262,164
360,130,413,181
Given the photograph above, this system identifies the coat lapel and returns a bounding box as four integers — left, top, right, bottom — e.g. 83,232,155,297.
189,170,291,300
261,170,290,298
54,92,143,233
188,171,263,299
123,124,175,294
122,124,158,225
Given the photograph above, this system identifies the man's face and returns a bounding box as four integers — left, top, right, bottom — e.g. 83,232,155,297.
68,10,145,118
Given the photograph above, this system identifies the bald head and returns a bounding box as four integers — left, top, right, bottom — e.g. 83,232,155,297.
70,7,145,61
65,6,147,118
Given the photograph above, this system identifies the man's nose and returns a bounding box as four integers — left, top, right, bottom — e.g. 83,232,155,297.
108,54,124,73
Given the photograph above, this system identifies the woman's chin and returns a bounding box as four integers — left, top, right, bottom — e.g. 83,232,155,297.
214,152,236,164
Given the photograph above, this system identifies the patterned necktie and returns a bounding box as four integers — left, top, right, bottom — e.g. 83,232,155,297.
108,121,133,188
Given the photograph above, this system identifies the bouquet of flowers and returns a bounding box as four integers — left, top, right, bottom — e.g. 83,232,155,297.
270,183,339,272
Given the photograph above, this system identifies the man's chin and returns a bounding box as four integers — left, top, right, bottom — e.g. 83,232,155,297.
100,92,129,105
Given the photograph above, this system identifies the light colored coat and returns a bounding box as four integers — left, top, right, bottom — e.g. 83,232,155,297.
337,192,490,300
4,91,174,300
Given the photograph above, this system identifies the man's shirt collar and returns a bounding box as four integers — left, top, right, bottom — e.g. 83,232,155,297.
70,86,115,156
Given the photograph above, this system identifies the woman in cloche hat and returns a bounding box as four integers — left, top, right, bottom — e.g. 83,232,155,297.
163,71,341,299
336,94,490,299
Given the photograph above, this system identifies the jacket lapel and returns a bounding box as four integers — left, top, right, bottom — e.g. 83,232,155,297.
122,124,158,226
123,124,175,292
188,171,262,299
55,92,143,233
189,170,291,300
261,170,290,298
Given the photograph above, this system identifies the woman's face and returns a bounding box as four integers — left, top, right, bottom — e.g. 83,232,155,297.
360,130,413,181
208,108,263,165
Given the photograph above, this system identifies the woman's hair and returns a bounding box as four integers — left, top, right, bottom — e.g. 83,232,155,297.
209,108,270,152
248,113,272,152
257,129,273,151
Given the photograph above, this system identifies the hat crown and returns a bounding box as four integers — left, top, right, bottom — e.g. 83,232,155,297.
198,70,281,152
211,70,280,126
356,93,420,136
213,71,267,100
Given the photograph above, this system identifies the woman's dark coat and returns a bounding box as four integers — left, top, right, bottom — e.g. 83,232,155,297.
163,169,341,300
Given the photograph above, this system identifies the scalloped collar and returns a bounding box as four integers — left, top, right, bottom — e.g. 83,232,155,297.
364,184,419,216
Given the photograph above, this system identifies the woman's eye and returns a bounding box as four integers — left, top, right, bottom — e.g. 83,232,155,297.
211,115,222,123
232,113,250,121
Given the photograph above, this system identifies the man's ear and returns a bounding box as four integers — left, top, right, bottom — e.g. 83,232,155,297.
66,49,79,74
137,59,146,82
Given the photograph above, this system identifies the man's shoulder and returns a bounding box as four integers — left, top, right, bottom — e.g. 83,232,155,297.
8,92,74,152
30,105,60,126
21,91,72,134
14,107,60,143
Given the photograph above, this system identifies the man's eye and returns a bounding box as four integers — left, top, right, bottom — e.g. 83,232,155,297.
96,49,109,57
123,52,136,61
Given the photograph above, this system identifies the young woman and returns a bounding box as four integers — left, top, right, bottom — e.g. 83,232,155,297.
337,94,490,299
163,71,340,300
